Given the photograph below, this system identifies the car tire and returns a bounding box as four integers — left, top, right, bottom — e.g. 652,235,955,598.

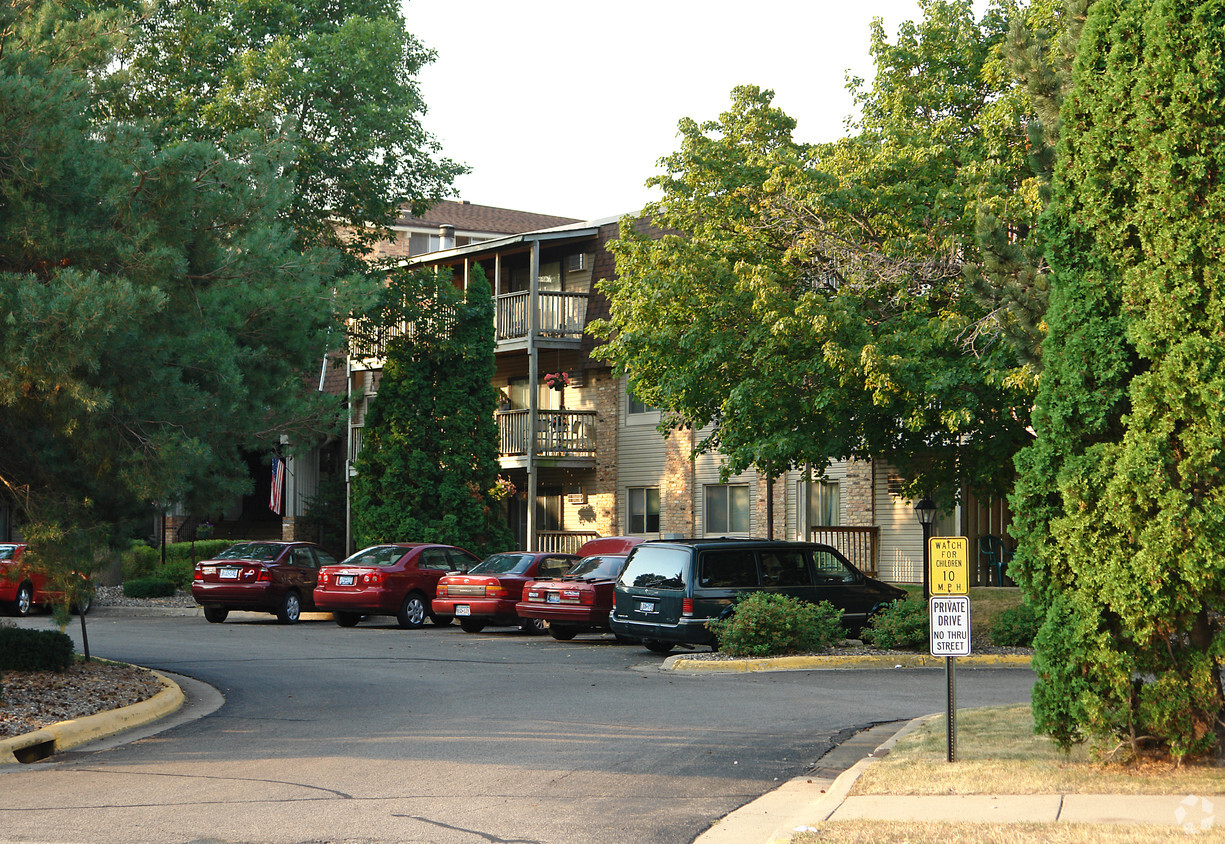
13,582,33,617
643,639,674,654
333,611,361,627
430,613,454,627
519,617,547,635
548,626,577,641
276,591,302,624
397,593,427,629
459,618,486,633
203,606,229,623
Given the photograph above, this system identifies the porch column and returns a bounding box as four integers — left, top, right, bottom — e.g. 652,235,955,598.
526,240,540,551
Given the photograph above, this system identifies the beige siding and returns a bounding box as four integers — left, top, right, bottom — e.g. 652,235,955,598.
874,464,923,583
616,388,670,539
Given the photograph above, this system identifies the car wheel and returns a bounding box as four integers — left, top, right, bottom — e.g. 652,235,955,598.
397,594,427,629
276,591,302,624
459,618,486,633
13,582,33,617
643,639,674,654
333,611,361,627
430,613,454,627
548,626,577,641
519,617,548,635
203,606,229,623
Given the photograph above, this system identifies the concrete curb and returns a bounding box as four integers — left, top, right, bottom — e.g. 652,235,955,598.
664,653,1032,672
0,668,184,765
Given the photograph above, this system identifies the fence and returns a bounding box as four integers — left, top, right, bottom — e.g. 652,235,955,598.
809,526,880,577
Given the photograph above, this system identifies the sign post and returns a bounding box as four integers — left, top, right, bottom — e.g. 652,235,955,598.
929,537,971,763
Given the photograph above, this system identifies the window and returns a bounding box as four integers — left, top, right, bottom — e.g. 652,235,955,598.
806,481,840,527
705,484,749,535
699,550,758,588
628,487,660,534
627,392,657,415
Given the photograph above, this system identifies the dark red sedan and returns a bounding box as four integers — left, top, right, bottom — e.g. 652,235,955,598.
314,543,480,629
192,541,337,624
515,536,643,641
433,551,578,634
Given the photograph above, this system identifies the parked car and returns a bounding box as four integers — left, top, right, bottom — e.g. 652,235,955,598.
314,543,480,629
609,539,907,653
433,551,579,634
516,536,644,641
0,542,93,617
192,541,337,624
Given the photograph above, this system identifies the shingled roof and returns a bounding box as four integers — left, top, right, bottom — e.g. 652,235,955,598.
395,200,581,234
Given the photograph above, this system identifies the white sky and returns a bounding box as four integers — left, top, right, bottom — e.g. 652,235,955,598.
402,1,927,221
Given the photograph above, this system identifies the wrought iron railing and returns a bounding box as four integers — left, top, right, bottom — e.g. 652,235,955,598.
497,409,597,458
810,526,880,577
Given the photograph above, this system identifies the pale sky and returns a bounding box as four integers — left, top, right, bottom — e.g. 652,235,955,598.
402,1,928,221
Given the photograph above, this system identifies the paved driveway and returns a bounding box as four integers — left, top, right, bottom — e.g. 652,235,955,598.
0,612,1034,843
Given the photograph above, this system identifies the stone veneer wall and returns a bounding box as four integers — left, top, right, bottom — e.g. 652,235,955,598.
842,457,874,526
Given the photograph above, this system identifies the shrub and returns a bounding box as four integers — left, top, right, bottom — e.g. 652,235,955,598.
0,626,74,672
121,539,234,584
123,578,177,599
706,592,844,657
862,599,928,650
989,602,1040,647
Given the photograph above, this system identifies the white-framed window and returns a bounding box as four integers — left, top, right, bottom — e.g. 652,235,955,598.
626,383,660,426
806,480,840,527
705,484,750,535
628,487,660,534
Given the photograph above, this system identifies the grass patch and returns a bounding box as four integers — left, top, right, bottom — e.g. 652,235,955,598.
852,705,1225,796
889,584,1024,644
794,821,1225,843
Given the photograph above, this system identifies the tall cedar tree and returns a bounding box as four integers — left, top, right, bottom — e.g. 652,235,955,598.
351,265,511,556
1011,0,1225,760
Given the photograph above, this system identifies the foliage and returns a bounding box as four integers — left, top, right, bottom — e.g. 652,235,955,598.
987,602,1040,647
122,578,177,599
705,592,844,657
122,540,232,582
0,626,74,672
861,599,928,650
350,265,513,557
595,1,1037,502
1011,0,1225,761
297,470,347,556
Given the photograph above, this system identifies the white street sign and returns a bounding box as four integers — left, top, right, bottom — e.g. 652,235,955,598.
929,595,971,657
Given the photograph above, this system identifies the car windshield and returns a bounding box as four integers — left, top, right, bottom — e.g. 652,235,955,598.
340,545,408,567
617,546,689,590
469,553,533,575
0,544,19,561
215,543,283,562
565,555,627,580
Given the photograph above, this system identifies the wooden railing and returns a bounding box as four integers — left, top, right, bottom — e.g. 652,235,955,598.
495,291,589,342
536,531,600,554
810,526,880,577
497,409,597,458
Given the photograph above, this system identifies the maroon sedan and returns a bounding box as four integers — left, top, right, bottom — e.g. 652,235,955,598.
314,543,480,629
433,551,578,634
515,536,643,641
192,541,337,624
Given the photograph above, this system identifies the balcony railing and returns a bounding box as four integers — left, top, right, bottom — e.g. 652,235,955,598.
536,531,600,554
497,409,597,458
496,291,589,342
810,526,880,577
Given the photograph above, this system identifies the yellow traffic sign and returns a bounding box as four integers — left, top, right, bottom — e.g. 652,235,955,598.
929,536,969,595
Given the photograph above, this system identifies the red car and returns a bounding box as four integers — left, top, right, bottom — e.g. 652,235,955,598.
516,537,643,641
1,542,93,617
314,543,480,629
433,551,578,634
192,541,337,624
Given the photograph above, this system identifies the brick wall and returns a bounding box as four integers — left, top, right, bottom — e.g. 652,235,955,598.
590,368,619,536
661,428,695,537
843,457,874,527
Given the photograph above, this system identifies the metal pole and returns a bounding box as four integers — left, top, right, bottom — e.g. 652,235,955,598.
946,655,957,762
922,522,932,602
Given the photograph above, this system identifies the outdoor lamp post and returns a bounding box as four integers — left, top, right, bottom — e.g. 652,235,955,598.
914,496,937,602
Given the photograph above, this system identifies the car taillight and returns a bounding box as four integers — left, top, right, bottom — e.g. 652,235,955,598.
436,583,448,597
256,568,271,582
577,590,594,606
361,570,385,585
318,571,329,585
193,567,203,581
485,584,507,598
682,597,694,617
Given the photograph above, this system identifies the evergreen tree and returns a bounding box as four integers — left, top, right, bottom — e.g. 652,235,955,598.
351,265,511,556
1012,0,1225,760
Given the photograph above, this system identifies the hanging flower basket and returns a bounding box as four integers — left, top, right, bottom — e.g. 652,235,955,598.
543,371,570,392
196,521,214,540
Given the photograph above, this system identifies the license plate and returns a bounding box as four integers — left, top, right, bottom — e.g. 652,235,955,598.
337,575,354,586
546,593,561,604
456,605,471,616
637,600,656,613
220,568,239,580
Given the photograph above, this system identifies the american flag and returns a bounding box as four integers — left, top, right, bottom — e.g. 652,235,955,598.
269,456,284,515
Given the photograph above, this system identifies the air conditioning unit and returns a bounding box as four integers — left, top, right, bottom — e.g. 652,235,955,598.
567,253,586,272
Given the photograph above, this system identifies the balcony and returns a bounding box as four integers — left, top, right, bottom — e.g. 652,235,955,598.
497,409,597,466
809,526,880,577
495,291,588,347
535,531,601,554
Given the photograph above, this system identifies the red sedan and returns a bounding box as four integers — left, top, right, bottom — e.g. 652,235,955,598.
1,543,93,617
515,537,643,641
314,543,480,629
433,551,578,634
192,541,337,624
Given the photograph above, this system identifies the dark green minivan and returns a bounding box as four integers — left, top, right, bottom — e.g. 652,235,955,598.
608,539,906,653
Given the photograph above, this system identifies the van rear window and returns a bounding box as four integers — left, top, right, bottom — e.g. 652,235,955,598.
617,547,689,590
